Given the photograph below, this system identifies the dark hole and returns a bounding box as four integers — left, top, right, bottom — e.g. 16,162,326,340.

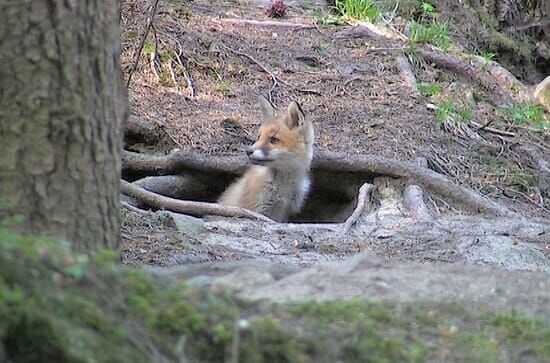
126,168,371,223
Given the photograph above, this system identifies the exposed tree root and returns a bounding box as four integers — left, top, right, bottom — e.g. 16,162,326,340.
341,183,375,235
120,180,274,222
402,185,432,220
125,115,171,146
395,56,418,96
123,149,515,217
122,150,246,176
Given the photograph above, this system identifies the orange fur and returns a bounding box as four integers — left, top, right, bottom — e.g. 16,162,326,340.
218,97,314,222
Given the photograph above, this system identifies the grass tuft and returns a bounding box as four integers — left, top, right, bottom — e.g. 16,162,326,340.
335,0,380,21
500,103,547,129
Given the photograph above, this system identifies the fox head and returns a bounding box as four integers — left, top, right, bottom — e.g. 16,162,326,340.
246,96,314,169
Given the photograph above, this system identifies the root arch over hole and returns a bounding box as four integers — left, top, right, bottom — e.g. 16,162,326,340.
121,149,517,226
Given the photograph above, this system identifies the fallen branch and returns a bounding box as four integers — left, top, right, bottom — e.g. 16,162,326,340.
121,201,151,215
125,115,169,146
470,121,516,137
216,18,314,30
417,48,516,104
123,149,516,217
341,183,375,235
120,180,274,222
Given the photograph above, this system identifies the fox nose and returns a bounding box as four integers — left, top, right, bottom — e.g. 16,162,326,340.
245,148,253,157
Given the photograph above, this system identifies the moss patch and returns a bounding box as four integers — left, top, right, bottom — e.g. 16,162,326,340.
1,227,549,362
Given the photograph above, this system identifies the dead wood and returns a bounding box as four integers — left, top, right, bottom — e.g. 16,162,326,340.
126,0,161,88
395,56,418,96
121,180,274,222
216,18,314,30
123,149,515,217
341,183,375,235
470,121,516,137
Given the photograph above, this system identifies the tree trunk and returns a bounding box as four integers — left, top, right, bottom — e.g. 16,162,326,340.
0,1,127,251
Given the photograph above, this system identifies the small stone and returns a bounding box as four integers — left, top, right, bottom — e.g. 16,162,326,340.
156,211,204,236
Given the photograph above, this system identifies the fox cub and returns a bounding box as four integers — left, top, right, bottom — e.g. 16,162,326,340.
218,97,314,222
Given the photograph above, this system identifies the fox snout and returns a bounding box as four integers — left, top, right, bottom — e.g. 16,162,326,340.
246,145,272,163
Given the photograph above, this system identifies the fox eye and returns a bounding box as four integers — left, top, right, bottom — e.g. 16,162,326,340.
270,137,279,144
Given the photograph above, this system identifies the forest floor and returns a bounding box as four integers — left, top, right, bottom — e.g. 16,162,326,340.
120,0,549,265
116,0,550,360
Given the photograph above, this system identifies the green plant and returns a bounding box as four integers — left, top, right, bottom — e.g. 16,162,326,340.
314,11,343,25
481,52,496,62
421,1,435,14
214,79,231,94
407,2,449,49
416,82,441,96
435,98,454,122
335,0,380,21
142,40,155,54
409,20,449,49
312,43,329,55
500,103,546,128
434,98,472,123
456,107,473,122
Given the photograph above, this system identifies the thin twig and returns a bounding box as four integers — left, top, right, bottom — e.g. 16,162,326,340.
470,121,515,137
172,44,196,98
341,183,375,235
183,70,195,98
126,0,161,88
504,188,550,214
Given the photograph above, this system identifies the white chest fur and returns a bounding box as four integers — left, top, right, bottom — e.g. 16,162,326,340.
257,168,310,222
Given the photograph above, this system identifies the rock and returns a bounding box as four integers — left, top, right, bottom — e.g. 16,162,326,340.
238,251,550,317
155,210,204,236
457,236,549,272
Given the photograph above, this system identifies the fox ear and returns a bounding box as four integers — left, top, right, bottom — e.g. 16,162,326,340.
286,101,306,129
258,96,276,120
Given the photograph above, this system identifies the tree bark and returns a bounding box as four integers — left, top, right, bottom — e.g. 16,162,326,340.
0,1,127,251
